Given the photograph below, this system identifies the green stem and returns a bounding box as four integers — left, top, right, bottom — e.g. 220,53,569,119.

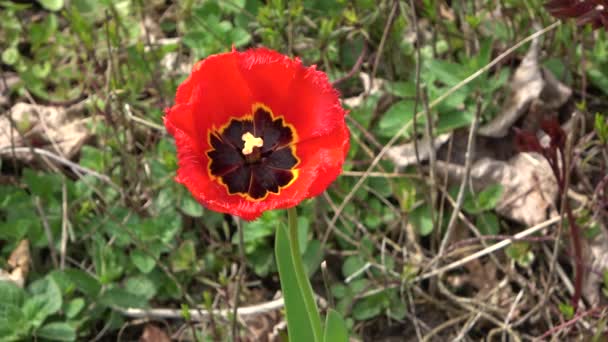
287,207,323,342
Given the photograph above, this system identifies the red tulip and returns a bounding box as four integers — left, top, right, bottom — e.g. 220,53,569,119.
164,48,350,220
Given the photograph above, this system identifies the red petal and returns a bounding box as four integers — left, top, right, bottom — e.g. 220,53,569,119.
236,48,298,121
164,103,201,152
284,65,346,142
189,52,254,145
294,124,350,197
236,48,346,142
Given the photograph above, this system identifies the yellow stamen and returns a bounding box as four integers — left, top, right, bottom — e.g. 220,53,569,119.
241,132,263,155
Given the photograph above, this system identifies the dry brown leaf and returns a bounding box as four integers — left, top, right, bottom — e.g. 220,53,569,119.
582,222,608,306
139,324,171,342
385,133,452,168
478,38,571,138
436,152,559,226
478,37,543,137
0,239,30,287
0,102,91,162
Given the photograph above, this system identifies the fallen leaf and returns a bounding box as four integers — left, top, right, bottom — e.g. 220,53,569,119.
386,133,452,168
139,324,170,342
478,37,571,138
582,222,608,306
478,36,543,137
0,240,31,287
0,102,91,162
435,152,559,226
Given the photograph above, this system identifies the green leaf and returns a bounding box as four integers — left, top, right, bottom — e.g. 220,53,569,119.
64,298,85,319
341,255,365,280
0,281,25,307
0,303,28,341
436,109,474,133
275,225,317,342
352,292,385,320
63,269,101,297
409,204,434,236
476,212,500,235
180,195,203,217
37,0,64,11
125,275,157,300
425,59,469,87
130,250,156,274
25,276,62,328
79,146,105,172
377,100,416,138
384,81,417,98
323,309,348,342
1,47,19,65
23,168,62,200
558,303,574,320
169,240,196,273
36,322,76,341
229,27,251,47
98,288,148,309
462,184,504,214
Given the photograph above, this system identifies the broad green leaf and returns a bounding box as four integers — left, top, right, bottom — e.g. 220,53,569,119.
0,281,25,306
275,225,317,342
38,0,64,11
437,109,474,133
0,303,28,341
64,298,85,319
463,184,504,214
229,27,251,47
323,309,348,342
63,269,101,297
25,276,62,328
130,250,156,274
341,255,365,280
98,288,148,309
352,292,385,321
377,100,416,138
425,59,469,87
36,322,76,341
409,204,434,236
180,195,203,217
384,81,417,98
1,47,19,65
169,240,196,273
476,212,500,235
125,275,157,300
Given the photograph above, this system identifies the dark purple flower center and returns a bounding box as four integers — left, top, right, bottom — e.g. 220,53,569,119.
207,105,299,200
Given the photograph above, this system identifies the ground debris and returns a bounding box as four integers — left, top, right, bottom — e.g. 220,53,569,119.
0,101,91,162
0,240,30,288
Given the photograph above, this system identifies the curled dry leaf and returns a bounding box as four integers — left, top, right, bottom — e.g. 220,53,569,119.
386,133,452,168
0,239,30,287
435,153,559,226
0,102,91,162
478,36,571,137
